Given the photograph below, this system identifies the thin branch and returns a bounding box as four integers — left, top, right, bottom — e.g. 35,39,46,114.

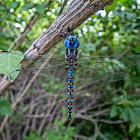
0,116,9,133
75,135,90,140
8,36,21,51
58,0,68,16
80,28,88,43
99,119,126,124
32,11,44,33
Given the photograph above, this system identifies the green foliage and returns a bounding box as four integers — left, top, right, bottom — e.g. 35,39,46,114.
0,5,6,11
36,4,45,14
9,1,20,9
105,0,118,14
0,51,24,81
45,121,75,140
118,0,131,7
19,3,34,13
24,131,43,140
62,106,67,115
110,92,140,132
0,98,12,116
99,124,124,140
25,121,75,140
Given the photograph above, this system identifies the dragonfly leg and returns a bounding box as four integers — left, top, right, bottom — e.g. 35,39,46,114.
65,66,69,70
74,66,77,70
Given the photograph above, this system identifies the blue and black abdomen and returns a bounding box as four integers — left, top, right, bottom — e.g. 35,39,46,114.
64,34,79,121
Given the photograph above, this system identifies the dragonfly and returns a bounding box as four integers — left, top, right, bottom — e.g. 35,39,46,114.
1,27,140,121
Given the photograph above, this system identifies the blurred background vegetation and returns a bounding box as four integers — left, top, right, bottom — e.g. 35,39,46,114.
0,0,140,140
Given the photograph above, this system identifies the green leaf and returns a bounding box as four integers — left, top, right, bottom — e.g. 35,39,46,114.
0,5,6,11
19,3,34,12
129,123,136,133
133,106,140,116
118,0,131,7
105,0,118,14
110,105,118,118
131,23,140,29
101,46,108,53
36,4,45,14
9,1,20,9
126,12,137,21
62,106,67,115
0,51,24,82
6,13,13,19
128,108,137,123
0,98,12,116
136,122,140,129
121,108,129,121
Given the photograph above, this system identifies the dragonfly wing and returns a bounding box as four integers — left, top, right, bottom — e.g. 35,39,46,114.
74,53,140,85
77,53,140,67
74,62,129,85
10,61,68,82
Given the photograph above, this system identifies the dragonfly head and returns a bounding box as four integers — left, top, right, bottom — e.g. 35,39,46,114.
64,34,80,49
68,35,77,44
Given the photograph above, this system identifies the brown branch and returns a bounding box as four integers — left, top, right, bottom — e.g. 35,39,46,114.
99,119,126,124
75,135,90,140
0,0,114,94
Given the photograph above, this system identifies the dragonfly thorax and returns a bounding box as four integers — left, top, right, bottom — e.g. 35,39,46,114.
65,48,78,59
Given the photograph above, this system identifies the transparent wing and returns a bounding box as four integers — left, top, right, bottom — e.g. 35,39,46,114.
78,53,140,66
12,63,68,82
75,64,129,85
25,53,140,67
3,52,140,84
74,53,140,84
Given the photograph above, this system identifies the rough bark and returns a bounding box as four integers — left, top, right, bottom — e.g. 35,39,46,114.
0,0,114,94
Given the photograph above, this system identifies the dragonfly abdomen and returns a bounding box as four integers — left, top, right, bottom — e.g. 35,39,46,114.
67,73,74,121
66,61,77,121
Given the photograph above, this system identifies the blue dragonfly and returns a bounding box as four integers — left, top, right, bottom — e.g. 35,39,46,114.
1,27,140,121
